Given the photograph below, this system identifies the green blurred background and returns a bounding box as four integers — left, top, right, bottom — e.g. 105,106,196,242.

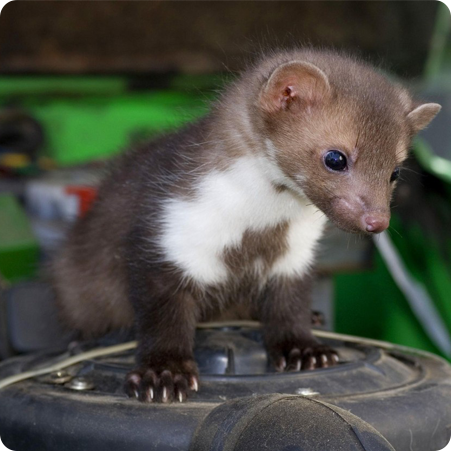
0,1,450,358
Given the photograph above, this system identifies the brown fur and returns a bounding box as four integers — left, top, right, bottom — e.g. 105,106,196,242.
223,223,290,275
50,49,440,402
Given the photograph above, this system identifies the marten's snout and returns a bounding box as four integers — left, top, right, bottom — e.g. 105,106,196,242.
362,213,390,234
327,195,390,234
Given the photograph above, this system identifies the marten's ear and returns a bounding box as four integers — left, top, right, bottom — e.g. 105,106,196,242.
407,103,441,133
259,61,331,113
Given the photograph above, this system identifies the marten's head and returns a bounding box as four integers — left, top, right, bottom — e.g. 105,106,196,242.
253,51,440,234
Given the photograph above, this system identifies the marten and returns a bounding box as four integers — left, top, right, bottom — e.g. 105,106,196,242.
51,49,441,403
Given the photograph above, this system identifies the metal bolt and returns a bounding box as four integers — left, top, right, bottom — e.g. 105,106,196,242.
66,377,95,391
295,388,320,396
47,370,73,385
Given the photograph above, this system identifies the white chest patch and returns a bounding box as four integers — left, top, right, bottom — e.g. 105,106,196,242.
159,155,326,285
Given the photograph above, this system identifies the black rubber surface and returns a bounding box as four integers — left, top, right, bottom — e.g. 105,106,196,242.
0,327,450,451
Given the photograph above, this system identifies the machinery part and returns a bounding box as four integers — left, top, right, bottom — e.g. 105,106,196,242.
189,394,395,451
0,327,450,450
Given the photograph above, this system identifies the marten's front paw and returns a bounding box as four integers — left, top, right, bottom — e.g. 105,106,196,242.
273,344,339,372
124,360,199,403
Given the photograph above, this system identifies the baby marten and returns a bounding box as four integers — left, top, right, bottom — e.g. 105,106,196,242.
51,49,441,403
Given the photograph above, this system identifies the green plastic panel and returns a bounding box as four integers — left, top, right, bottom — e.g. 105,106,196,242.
0,195,39,282
335,214,451,358
0,75,220,166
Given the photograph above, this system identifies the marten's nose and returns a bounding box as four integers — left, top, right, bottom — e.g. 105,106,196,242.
363,214,389,233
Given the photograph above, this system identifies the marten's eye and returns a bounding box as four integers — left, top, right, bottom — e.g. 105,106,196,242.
390,167,400,183
324,150,347,171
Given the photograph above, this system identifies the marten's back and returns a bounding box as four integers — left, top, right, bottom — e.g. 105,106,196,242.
51,122,211,336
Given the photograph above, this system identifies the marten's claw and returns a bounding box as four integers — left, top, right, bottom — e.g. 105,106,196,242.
284,345,339,371
125,361,199,403
271,343,339,372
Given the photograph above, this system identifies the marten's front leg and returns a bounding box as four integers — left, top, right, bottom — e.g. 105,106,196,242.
124,279,200,402
123,229,200,403
259,275,339,372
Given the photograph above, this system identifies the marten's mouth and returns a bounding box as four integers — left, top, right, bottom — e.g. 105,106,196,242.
331,219,369,235
331,215,389,236
303,199,366,235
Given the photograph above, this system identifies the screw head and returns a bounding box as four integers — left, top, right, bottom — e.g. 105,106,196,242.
66,377,95,391
46,371,73,385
